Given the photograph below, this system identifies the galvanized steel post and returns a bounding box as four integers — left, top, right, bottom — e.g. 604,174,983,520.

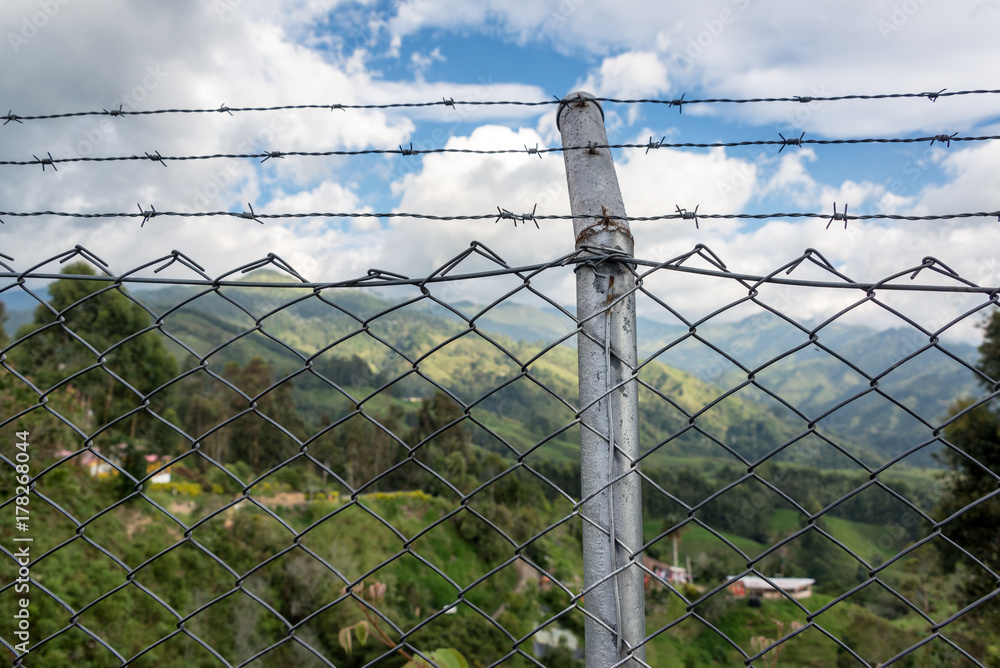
558,92,645,667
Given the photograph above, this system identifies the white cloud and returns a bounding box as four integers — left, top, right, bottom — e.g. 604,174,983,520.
385,0,1000,136
577,51,670,100
761,149,819,206
409,46,445,78
909,141,1000,214
385,125,570,267
1,0,997,346
0,0,552,279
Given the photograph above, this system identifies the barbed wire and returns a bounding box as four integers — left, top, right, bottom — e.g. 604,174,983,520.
1,133,996,169
2,89,998,124
1,207,998,226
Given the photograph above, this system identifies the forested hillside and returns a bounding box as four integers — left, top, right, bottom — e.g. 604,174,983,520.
0,265,994,666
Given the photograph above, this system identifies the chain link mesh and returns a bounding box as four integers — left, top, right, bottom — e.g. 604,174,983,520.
0,242,997,667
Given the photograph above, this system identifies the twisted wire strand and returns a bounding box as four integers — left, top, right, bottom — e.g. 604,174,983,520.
2,88,998,123
1,134,997,168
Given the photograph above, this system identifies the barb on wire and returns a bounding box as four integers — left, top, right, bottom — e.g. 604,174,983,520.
3,111,22,125
524,143,542,159
926,88,946,102
137,203,157,227
260,151,284,163
931,133,959,147
670,93,686,113
495,207,517,226
645,136,665,154
442,97,455,109
218,103,233,116
493,204,539,229
675,205,700,229
145,151,167,167
522,204,539,229
32,152,56,172
104,105,125,118
399,143,415,156
826,202,849,229
779,132,805,152
236,203,263,224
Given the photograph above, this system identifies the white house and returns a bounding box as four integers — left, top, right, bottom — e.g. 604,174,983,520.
726,576,815,600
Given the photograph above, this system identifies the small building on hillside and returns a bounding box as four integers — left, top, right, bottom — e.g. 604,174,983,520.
643,556,691,588
67,447,171,484
726,576,815,600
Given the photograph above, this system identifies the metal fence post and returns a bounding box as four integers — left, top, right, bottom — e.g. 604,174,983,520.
558,92,645,667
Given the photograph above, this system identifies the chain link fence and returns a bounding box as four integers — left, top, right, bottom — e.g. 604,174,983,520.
0,241,997,667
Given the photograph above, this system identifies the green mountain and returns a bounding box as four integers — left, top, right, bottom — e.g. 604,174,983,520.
431,296,982,467
121,271,846,469
4,270,979,468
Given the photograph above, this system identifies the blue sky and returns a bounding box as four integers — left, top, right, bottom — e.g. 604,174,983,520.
1,0,998,338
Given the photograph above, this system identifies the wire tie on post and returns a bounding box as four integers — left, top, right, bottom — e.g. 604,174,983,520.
587,140,598,155
137,203,157,227
238,203,263,224
925,88,946,102
145,151,167,167
524,143,542,159
930,132,958,147
104,105,125,117
779,131,805,152
399,143,415,156
670,93,686,113
675,204,700,229
442,97,455,108
826,202,849,229
33,152,56,172
645,136,665,154
3,111,22,125
261,151,284,163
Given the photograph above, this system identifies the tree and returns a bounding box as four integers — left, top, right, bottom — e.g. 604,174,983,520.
936,310,1000,665
5,262,180,458
222,356,306,474
0,301,9,348
406,392,477,496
